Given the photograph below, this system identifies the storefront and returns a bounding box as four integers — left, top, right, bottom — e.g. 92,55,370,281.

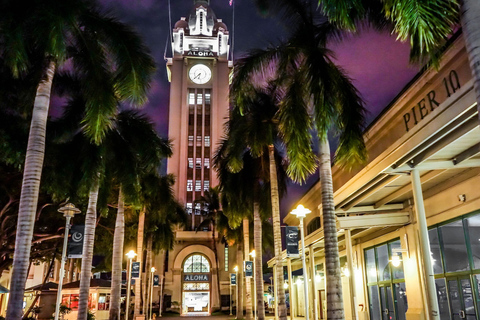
182,254,211,314
270,32,480,320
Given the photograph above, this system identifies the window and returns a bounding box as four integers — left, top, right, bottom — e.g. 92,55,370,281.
197,136,202,146
204,158,210,168
188,158,193,169
186,203,192,215
224,244,229,271
307,217,321,235
188,136,194,146
196,158,202,169
204,136,210,147
183,254,210,273
98,293,110,310
195,203,201,215
195,180,201,191
179,32,184,52
197,93,203,105
205,93,211,104
203,180,209,191
187,180,193,192
189,93,195,105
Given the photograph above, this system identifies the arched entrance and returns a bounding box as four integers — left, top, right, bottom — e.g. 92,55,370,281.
182,254,211,314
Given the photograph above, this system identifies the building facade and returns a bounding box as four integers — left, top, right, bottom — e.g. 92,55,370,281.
271,34,480,320
158,0,234,315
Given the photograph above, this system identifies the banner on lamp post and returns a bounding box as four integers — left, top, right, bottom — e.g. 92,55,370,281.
131,262,140,279
230,273,237,285
67,225,84,258
286,226,300,258
244,261,253,278
153,275,160,287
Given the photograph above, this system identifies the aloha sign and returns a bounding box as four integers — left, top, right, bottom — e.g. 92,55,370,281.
184,274,210,282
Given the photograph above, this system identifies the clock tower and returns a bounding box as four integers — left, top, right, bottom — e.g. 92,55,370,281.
160,0,233,315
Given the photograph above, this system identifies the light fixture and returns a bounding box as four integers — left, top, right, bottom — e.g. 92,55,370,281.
283,282,289,289
126,250,137,259
391,253,401,267
295,278,303,286
342,266,350,277
250,250,256,258
233,266,238,272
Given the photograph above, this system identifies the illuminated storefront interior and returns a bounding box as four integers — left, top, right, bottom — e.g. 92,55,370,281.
182,254,211,314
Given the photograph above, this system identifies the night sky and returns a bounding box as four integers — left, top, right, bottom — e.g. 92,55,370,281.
96,0,420,214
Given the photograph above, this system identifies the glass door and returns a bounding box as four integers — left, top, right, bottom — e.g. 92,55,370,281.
447,276,476,319
379,284,395,320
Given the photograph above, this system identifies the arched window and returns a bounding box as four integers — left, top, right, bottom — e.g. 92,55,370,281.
183,254,210,273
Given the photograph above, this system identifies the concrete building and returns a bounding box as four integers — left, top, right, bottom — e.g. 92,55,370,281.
270,33,480,320
155,0,234,315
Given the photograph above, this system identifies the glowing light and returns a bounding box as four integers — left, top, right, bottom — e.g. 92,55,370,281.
391,254,401,267
342,267,350,277
233,266,238,272
283,282,289,289
126,250,137,259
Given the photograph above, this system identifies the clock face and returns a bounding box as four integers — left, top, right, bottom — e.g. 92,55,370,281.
189,64,212,84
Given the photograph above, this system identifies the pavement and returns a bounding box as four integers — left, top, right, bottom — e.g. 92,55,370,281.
157,314,278,320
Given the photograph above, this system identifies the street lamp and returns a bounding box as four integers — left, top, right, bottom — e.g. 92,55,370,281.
150,267,156,320
125,250,137,320
291,204,311,320
250,250,257,320
234,266,239,319
55,203,81,320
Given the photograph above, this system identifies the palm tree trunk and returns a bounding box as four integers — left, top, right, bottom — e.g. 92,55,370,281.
319,139,344,320
268,145,287,320
110,188,125,320
236,242,244,319
135,208,145,316
77,184,100,320
253,201,265,320
460,0,480,117
243,218,253,320
145,239,153,318
6,60,56,320
212,215,221,311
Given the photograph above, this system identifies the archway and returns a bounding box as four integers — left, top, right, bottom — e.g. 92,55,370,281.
182,254,211,314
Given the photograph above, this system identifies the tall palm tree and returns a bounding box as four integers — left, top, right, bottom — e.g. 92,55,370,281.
231,2,367,319
225,86,287,320
0,1,155,317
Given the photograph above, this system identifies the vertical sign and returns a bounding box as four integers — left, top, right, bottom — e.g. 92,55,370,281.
286,226,300,258
153,275,160,287
230,273,237,285
67,225,84,258
244,261,253,278
131,262,140,279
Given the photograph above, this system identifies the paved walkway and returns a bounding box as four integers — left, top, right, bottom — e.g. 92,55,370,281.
157,314,278,320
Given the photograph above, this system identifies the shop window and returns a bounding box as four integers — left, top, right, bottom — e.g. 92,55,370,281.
465,215,480,269
439,220,469,273
98,293,110,310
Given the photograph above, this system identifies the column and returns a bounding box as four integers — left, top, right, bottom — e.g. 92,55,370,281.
411,168,440,320
345,229,357,320
287,258,296,320
308,247,318,320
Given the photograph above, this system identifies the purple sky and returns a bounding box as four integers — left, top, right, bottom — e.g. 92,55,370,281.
98,0,420,215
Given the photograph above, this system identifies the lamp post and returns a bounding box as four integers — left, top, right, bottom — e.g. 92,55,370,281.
54,203,81,320
291,204,311,320
230,271,233,316
250,250,257,320
234,266,239,319
125,250,137,320
150,267,156,320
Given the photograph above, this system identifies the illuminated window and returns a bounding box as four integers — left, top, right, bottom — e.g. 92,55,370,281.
195,180,201,191
224,244,229,271
204,158,210,168
98,293,110,311
188,136,194,146
196,158,202,169
188,158,193,169
197,136,202,146
205,93,211,104
189,93,195,105
195,203,201,215
183,254,210,273
203,180,209,191
197,93,203,105
204,136,210,147
186,203,192,215
187,180,193,192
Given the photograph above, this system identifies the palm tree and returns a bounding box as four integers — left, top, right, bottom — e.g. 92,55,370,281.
312,0,480,112
1,1,155,317
231,2,367,319
195,187,223,309
225,86,287,320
